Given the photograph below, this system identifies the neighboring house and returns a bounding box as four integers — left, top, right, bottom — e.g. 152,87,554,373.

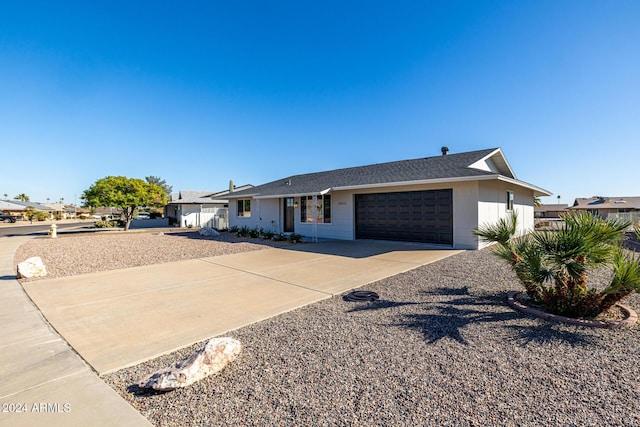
41,203,77,219
0,200,27,215
534,204,568,219
570,197,640,222
165,185,253,228
226,147,551,249
2,200,53,220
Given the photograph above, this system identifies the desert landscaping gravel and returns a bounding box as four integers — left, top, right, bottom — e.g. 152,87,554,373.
14,230,289,280
16,231,640,426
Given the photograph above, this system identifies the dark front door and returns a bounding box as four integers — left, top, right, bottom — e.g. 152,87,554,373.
284,198,295,232
355,189,453,245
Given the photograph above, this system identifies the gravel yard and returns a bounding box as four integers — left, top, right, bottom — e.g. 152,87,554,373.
14,231,640,426
93,245,640,426
14,230,290,280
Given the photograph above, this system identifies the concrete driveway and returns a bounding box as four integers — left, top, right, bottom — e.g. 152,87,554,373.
22,240,461,375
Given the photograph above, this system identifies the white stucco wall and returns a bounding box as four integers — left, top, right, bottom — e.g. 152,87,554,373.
229,198,280,231
477,180,535,248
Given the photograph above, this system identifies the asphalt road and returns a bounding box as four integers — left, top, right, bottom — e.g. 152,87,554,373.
0,221,93,237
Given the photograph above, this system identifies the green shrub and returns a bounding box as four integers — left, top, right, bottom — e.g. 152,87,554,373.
94,220,121,228
474,211,640,318
261,229,275,240
288,233,303,243
228,225,239,233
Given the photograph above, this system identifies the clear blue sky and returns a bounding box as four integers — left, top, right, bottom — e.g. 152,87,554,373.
1,1,638,206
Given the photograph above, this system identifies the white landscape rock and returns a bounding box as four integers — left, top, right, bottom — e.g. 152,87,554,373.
198,227,220,237
17,257,47,279
138,337,242,391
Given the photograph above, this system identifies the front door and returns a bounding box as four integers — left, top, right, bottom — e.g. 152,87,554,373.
284,198,295,232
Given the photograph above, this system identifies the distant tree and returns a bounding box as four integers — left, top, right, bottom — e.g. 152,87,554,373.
145,176,173,197
533,196,542,207
82,176,167,231
14,194,30,202
3,193,7,200
24,206,36,221
59,197,64,205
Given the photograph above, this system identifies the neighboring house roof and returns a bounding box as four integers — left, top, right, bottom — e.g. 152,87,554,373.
168,185,254,204
571,197,640,210
534,204,568,213
0,200,27,211
228,148,551,199
3,200,53,211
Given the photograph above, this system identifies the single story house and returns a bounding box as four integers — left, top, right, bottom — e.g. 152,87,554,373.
570,197,640,222
0,200,53,220
226,147,551,249
166,185,252,228
534,204,568,219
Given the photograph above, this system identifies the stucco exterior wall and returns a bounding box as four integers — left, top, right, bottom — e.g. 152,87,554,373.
478,180,535,248
229,198,280,231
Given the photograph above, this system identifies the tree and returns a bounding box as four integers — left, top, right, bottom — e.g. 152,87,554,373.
145,176,172,197
533,196,542,207
474,211,640,318
82,176,167,231
3,193,7,200
14,193,30,202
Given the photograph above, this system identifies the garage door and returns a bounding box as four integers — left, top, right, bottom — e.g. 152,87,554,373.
355,189,453,245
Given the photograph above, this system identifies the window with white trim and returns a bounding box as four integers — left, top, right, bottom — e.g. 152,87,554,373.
237,199,251,217
300,195,331,223
506,191,514,211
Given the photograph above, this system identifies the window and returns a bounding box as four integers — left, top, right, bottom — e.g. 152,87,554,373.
300,194,331,223
506,191,514,211
237,199,251,217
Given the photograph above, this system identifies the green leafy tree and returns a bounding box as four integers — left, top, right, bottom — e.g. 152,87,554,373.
24,206,36,221
145,176,173,197
474,211,640,318
14,193,30,202
82,176,167,231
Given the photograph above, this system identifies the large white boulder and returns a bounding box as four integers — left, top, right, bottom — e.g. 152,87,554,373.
17,257,47,279
138,337,241,391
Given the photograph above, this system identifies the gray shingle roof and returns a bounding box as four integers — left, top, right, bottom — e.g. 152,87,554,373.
228,148,539,198
571,197,640,210
169,185,254,204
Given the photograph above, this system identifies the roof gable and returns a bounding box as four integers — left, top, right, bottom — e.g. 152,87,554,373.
467,149,516,178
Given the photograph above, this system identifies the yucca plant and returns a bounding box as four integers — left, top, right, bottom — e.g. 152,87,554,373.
474,211,640,318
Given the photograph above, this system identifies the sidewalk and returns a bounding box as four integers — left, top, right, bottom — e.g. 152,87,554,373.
0,236,151,427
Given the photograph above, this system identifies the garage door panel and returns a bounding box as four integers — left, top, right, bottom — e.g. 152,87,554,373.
355,190,453,245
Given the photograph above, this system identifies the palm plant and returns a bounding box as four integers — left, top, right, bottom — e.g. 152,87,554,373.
474,211,640,318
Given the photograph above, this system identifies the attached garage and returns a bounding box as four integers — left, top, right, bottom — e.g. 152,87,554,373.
355,189,453,245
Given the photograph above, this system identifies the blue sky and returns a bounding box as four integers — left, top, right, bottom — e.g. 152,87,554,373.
1,1,638,205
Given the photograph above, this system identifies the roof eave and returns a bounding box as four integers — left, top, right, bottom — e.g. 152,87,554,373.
496,176,552,196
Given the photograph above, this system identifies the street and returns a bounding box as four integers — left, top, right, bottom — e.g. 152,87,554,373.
0,221,93,237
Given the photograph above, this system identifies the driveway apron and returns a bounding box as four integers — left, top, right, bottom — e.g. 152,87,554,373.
21,240,461,375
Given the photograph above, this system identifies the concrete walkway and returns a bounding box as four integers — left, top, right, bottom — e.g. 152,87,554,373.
0,236,152,427
22,240,461,375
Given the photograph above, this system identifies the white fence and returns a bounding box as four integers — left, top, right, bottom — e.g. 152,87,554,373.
605,212,640,224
